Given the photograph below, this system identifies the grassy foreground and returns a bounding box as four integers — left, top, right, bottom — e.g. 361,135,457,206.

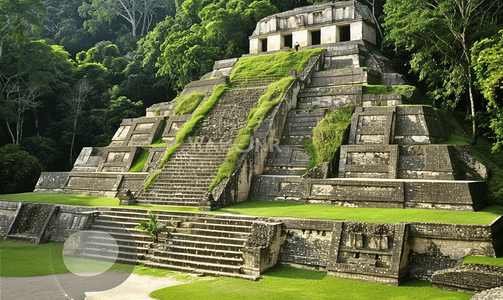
0,240,195,281
218,201,503,225
0,192,200,212
150,265,472,300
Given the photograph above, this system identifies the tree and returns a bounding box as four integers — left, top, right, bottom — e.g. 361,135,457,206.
0,144,42,194
383,0,503,135
0,0,46,59
78,0,169,38
0,40,74,145
472,30,503,151
67,79,93,165
134,211,165,242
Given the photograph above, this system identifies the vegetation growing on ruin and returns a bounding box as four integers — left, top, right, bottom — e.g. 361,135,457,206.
218,201,503,225
129,148,150,172
230,48,324,84
158,84,229,170
208,49,323,192
463,256,503,267
437,109,503,205
209,77,295,191
173,92,206,116
362,85,418,96
150,265,472,300
144,169,162,191
302,106,354,173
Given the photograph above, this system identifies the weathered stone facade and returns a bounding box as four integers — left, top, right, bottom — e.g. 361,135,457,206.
249,1,377,53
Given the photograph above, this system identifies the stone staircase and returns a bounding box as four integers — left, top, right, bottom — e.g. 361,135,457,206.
79,208,261,280
296,68,374,110
263,109,326,175
136,142,230,206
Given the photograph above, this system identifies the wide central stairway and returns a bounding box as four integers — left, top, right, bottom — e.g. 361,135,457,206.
80,207,261,280
136,88,265,207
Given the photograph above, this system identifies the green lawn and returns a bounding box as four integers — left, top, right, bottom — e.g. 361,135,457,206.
463,256,503,266
150,266,472,300
0,192,201,212
218,201,503,225
0,240,190,279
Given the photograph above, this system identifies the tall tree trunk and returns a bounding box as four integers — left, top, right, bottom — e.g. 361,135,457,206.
70,117,77,165
5,120,15,144
0,38,3,59
468,80,476,136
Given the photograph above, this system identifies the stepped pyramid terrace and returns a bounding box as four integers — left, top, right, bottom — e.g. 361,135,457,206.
1,0,502,294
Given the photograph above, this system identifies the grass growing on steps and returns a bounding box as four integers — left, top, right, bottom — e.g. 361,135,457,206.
0,192,201,212
463,256,503,266
362,85,418,95
129,148,150,172
208,50,324,192
150,265,472,300
217,200,503,225
143,169,161,191
173,92,206,116
302,106,353,172
158,84,229,169
230,48,324,84
208,77,295,192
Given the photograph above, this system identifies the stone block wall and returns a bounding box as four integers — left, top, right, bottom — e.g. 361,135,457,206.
0,201,20,237
431,265,503,292
34,172,70,193
249,176,486,210
249,2,377,53
275,216,501,285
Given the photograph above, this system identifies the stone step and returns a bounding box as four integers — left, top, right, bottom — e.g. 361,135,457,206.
85,234,151,248
166,245,243,259
262,168,305,176
140,189,207,196
138,260,259,280
171,233,247,245
168,239,243,252
81,241,147,255
154,250,243,266
149,255,242,274
139,193,204,200
298,85,360,98
90,224,149,234
79,246,141,260
78,253,140,265
188,222,252,233
192,216,255,227
143,185,209,192
135,200,200,207
184,228,250,239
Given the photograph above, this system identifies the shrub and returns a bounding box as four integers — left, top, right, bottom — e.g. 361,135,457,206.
0,144,43,194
